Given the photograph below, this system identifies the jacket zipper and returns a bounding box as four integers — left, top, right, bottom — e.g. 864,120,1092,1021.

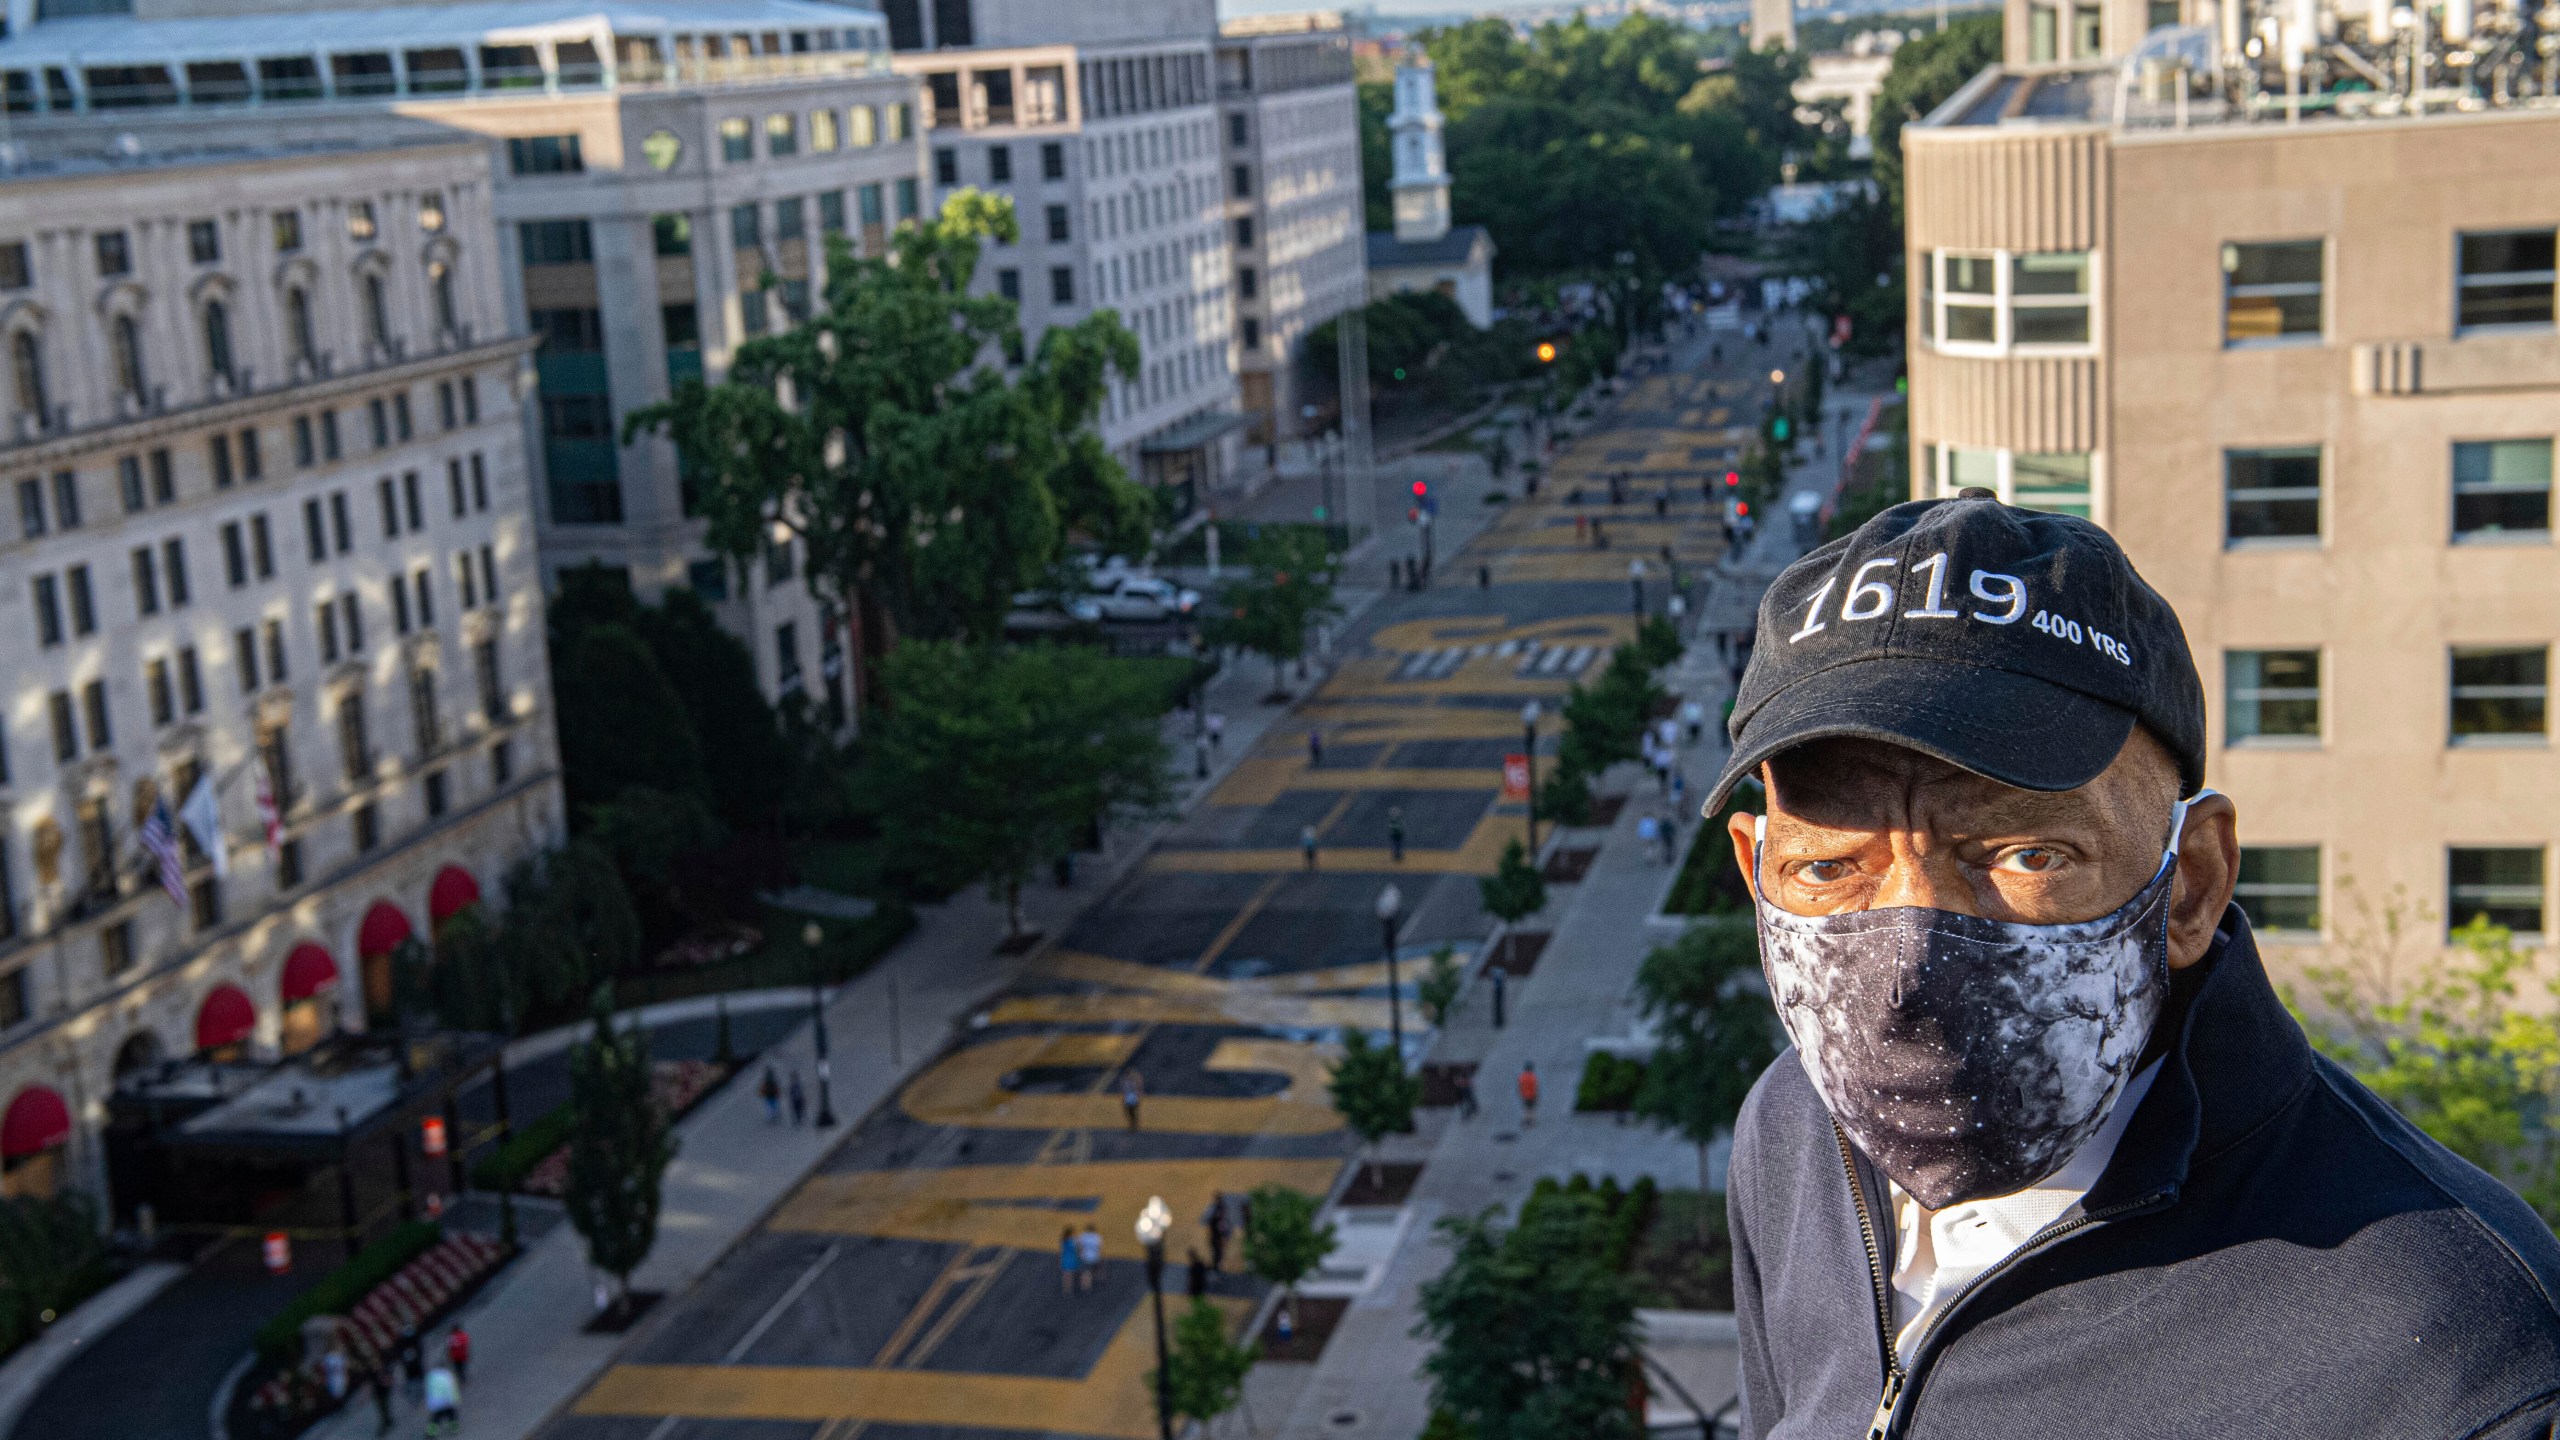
1830,1122,1905,1440
1833,1118,2176,1440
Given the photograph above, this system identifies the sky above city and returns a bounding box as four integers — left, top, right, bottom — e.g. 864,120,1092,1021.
1217,0,1547,16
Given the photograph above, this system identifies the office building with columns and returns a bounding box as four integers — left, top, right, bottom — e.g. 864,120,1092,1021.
0,0,922,721
891,0,1244,509
0,140,561,1204
1216,13,1366,450
1903,0,2560,972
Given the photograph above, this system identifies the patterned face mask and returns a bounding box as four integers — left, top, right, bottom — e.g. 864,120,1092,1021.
1751,795,2201,1209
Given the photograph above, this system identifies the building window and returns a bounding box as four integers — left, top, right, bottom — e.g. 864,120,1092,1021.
475,638,504,721
1921,446,2094,517
2235,846,2318,935
101,919,134,978
2450,646,2547,742
0,242,27,290
273,211,303,253
653,213,692,257
507,134,585,175
277,838,303,890
777,198,806,241
732,204,762,249
518,219,594,265
1050,266,1075,306
766,112,797,157
30,575,60,648
347,201,378,242
190,875,222,933
2449,846,2545,937
935,147,959,186
850,105,879,147
988,145,1013,184
112,315,148,404
1238,267,1258,301
720,116,753,162
1228,113,1248,147
2222,240,2323,345
2225,649,2319,743
129,547,161,616
1231,164,1252,198
1044,203,1071,245
2452,438,2553,540
2457,230,2556,332
2030,5,2058,59
896,179,920,220
1928,249,2093,352
94,230,131,278
66,564,94,636
1242,317,1261,348
424,769,449,819
353,801,379,853
886,103,911,142
203,300,235,385
80,678,110,750
339,693,371,782
811,108,839,151
491,738,513,787
1042,141,1066,180
2224,447,2321,544
411,666,441,753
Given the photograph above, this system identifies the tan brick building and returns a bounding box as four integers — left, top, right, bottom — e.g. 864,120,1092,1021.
1905,36,2560,965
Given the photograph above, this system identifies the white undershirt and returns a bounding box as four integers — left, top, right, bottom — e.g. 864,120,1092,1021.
1886,1061,2161,1364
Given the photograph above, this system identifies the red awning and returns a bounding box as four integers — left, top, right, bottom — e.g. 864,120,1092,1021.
280,943,339,1003
356,902,413,959
195,984,257,1052
427,866,481,924
0,1087,70,1159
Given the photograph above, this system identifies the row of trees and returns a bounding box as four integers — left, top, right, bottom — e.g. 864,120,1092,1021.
1538,618,1683,825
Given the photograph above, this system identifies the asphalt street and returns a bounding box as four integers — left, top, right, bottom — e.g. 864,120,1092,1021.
537,326,1771,1440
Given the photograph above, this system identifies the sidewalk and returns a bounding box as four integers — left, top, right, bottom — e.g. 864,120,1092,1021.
290,607,1374,1440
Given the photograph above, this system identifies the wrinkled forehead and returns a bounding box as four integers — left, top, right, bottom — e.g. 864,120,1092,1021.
1762,735,2168,840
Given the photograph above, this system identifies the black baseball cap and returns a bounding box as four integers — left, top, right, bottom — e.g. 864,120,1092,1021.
1705,491,2206,812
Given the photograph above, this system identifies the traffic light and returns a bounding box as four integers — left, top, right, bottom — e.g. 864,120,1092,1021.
1535,341,1559,364
1723,470,1739,488
1736,502,1750,517
1774,417,1792,441
1412,479,1430,498
1392,367,1407,381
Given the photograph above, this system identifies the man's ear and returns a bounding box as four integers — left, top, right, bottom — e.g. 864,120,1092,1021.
2167,791,2239,970
1726,806,1761,904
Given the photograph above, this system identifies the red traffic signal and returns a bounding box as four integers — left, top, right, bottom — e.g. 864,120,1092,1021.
1410,479,1429,498
1723,471,1739,487
1737,502,1751,516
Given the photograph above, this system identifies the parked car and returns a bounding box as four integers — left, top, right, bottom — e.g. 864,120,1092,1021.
1091,575,1199,622
1004,589,1104,635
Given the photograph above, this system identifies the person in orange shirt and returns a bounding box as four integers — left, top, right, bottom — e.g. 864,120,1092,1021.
1516,1061,1539,1128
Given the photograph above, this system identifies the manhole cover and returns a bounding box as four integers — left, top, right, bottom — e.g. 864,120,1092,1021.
1329,1411,1361,1428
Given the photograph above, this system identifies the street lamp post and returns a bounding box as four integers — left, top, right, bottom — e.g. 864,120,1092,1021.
1521,701,1540,855
804,921,837,1128
1376,884,1404,1063
1629,558,1647,619
1137,1196,1175,1440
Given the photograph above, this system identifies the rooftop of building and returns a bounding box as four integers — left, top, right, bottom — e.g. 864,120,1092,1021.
1368,223,1493,270
0,0,892,115
1220,11,1346,39
1918,24,2560,138
0,135,472,184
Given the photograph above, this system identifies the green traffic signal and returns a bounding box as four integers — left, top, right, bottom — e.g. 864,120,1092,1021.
1773,417,1791,441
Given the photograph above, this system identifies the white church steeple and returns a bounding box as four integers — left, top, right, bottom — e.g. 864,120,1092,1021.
1388,60,1451,245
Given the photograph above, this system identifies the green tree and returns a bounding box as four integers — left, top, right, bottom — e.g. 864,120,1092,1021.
626,191,1147,673
1416,1196,1642,1440
1418,944,1465,1027
0,1191,104,1351
1633,918,1782,1234
2292,878,2560,1224
1329,1028,1422,1189
1243,1184,1338,1327
427,904,510,1034
548,610,706,822
1199,530,1344,701
1479,838,1549,970
1873,13,2004,221
563,988,677,1314
1155,1297,1260,1431
863,642,1173,936
498,841,644,1023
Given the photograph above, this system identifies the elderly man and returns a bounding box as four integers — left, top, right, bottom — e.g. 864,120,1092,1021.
1709,491,2560,1438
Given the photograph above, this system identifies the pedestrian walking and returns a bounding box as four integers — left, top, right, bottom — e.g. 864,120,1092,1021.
1575,514,1588,543
1308,728,1325,769
1077,1224,1103,1290
1187,1248,1210,1300
1478,563,1492,590
1593,518,1608,549
1060,1226,1081,1295
1658,718,1680,754
759,1065,781,1124
1637,812,1660,862
1681,698,1705,743
1656,491,1669,518
1457,1067,1480,1121
445,1323,471,1384
321,1347,348,1403
1387,806,1406,863
398,1326,424,1399
1517,1061,1540,1128
1660,810,1681,865
1238,1193,1255,1241
1301,823,1319,871
1120,1068,1144,1130
423,1362,459,1437
788,1070,807,1126
1670,768,1687,814
1206,712,1225,749
368,1363,394,1436
1204,1194,1231,1271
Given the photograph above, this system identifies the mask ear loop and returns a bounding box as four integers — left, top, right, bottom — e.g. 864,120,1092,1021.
2153,788,2217,984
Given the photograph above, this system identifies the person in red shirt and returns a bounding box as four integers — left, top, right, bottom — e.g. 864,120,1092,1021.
444,1324,470,1384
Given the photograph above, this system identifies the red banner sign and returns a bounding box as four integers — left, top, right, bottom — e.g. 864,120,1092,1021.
421,1115,447,1158
263,1231,291,1274
1501,754,1532,803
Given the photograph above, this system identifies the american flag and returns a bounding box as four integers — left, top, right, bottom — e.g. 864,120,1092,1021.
138,798,186,906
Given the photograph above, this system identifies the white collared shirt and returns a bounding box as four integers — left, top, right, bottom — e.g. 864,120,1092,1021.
1886,1061,2162,1364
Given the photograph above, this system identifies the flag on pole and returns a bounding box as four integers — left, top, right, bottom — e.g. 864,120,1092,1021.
253,755,282,858
180,773,228,879
139,799,186,906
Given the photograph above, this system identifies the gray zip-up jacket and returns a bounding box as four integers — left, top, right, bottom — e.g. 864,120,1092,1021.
1728,906,2560,1439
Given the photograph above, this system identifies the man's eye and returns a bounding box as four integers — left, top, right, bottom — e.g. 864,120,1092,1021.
1801,859,1853,884
1995,848,2064,874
